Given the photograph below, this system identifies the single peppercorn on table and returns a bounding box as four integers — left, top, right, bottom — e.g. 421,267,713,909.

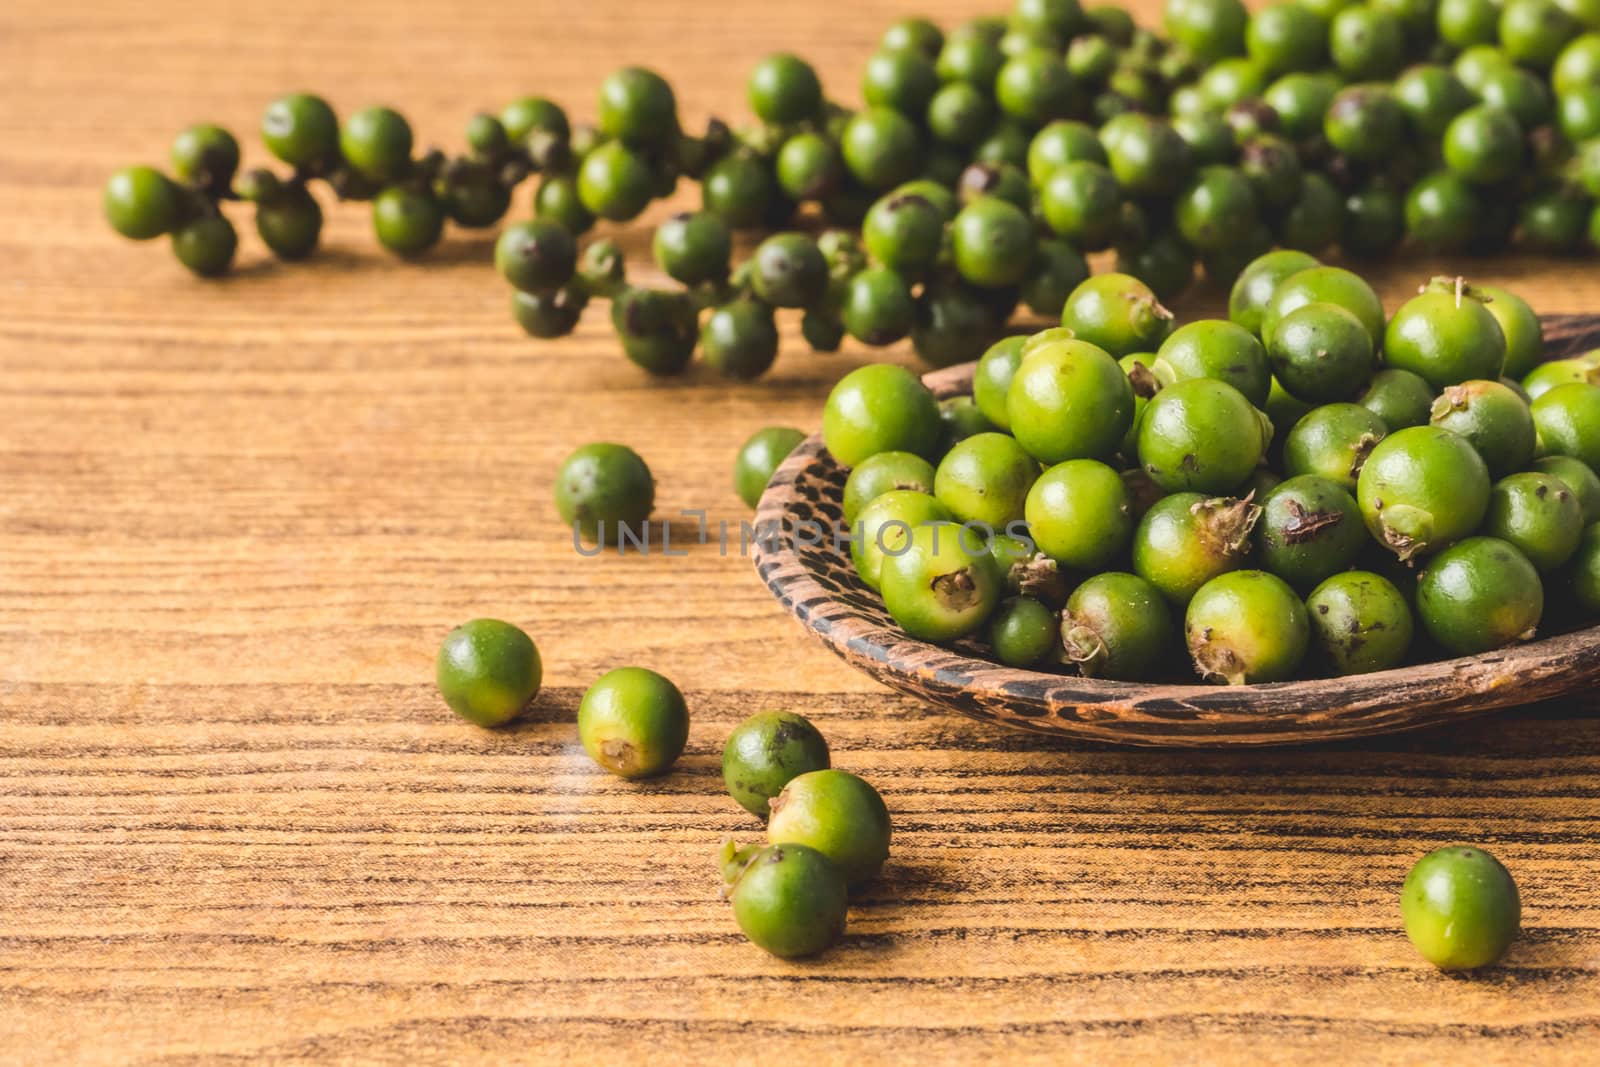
5,0,1600,1063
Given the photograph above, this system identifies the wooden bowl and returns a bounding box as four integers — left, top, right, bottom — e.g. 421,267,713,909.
752,314,1600,747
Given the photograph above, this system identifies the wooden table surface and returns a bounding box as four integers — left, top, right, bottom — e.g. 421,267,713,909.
4,0,1600,1062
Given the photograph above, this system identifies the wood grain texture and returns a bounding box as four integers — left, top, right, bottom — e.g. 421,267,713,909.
2,0,1599,1063
753,317,1600,746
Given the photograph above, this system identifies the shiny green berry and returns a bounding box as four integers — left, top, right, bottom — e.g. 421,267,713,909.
578,141,655,222
371,186,443,256
841,108,922,191
1008,337,1135,464
824,364,941,467
1138,378,1271,494
862,192,945,275
973,337,1026,431
104,165,183,240
724,842,848,958
1306,571,1414,675
255,184,323,261
988,595,1059,667
1039,161,1123,251
775,132,842,201
534,174,595,236
935,432,1038,529
881,522,1004,642
722,711,831,818
1417,537,1543,654
1061,272,1176,357
1268,302,1375,404
702,152,781,230
1061,571,1175,679
1025,459,1133,570
578,667,689,779
1283,403,1388,491
1532,382,1600,472
748,53,823,125
435,618,542,727
1358,426,1491,562
652,211,732,286
1256,475,1367,591
261,93,340,168
340,106,413,182
611,287,698,375
950,196,1034,288
598,67,677,145
1401,846,1521,970
1442,105,1525,183
702,301,779,381
1186,569,1309,684
1429,380,1536,477
170,123,240,188
170,214,238,277
842,451,937,524
554,442,654,544
1359,369,1437,431
495,220,576,293
510,284,587,340
1261,266,1385,350
767,769,892,885
1485,471,1584,571
850,490,951,591
1229,249,1320,338
1132,492,1261,605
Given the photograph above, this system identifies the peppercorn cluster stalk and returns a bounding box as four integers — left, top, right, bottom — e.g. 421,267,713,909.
106,0,1600,375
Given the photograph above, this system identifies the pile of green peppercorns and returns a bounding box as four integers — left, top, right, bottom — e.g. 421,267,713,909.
821,258,1600,684
435,617,889,959
107,0,1600,377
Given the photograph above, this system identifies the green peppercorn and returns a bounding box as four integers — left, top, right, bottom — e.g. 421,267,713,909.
652,211,732,286
862,191,944,276
747,53,823,125
995,48,1077,125
511,283,587,340
533,174,595,236
1401,846,1522,970
555,442,654,544
578,141,656,222
767,769,892,885
949,196,1034,289
1330,6,1407,80
171,213,238,278
841,108,922,191
734,427,807,510
104,165,183,241
841,267,917,346
371,186,443,256
340,106,413,183
501,96,570,144
702,152,781,230
495,220,576,294
597,66,677,147
255,184,323,261
722,711,831,818
579,666,689,779
436,618,542,727
611,287,698,375
702,300,780,381
170,123,240,190
261,93,340,169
